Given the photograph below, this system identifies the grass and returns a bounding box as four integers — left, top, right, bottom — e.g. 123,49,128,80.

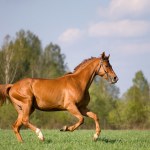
0,129,150,150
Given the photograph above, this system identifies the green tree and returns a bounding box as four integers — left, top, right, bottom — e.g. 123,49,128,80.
0,30,43,83
108,99,124,129
0,35,18,84
40,43,66,78
13,30,42,79
133,71,149,102
124,86,147,128
89,78,120,129
120,71,150,128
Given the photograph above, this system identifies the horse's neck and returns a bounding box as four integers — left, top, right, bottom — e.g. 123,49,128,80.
74,60,98,91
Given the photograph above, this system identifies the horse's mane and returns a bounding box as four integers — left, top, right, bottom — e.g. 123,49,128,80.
73,57,97,72
64,54,109,75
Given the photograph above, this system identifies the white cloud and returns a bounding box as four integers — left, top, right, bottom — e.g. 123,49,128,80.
58,1,150,45
88,20,150,38
116,42,150,55
99,0,150,19
58,28,83,44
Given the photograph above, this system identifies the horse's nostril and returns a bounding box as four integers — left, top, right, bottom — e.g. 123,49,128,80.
114,76,118,81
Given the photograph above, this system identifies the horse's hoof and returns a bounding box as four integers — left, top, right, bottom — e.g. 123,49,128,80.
40,137,45,141
18,139,23,143
36,128,44,141
93,133,99,142
60,125,67,131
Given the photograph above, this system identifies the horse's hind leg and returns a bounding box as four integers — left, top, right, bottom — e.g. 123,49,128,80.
21,100,44,141
12,104,23,142
11,95,44,141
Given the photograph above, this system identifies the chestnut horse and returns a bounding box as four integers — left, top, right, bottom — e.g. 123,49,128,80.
0,52,118,142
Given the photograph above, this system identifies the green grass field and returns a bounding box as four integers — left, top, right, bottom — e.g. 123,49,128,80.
0,129,150,150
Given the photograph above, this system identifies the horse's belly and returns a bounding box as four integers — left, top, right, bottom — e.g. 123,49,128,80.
34,99,65,111
32,86,65,110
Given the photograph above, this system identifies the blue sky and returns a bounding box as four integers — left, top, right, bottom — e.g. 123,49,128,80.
0,0,150,95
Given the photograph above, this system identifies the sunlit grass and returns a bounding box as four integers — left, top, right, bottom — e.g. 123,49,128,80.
0,129,150,150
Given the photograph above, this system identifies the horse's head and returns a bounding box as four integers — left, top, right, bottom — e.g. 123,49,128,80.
96,52,118,84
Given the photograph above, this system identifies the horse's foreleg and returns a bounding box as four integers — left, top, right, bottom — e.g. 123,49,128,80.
60,104,84,132
80,108,101,141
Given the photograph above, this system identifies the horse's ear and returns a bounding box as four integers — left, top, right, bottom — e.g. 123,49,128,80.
101,52,105,60
108,54,110,59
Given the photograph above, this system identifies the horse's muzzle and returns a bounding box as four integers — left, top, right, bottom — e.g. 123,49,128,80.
111,76,119,84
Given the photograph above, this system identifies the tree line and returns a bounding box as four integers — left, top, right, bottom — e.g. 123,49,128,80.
0,30,66,84
0,30,149,129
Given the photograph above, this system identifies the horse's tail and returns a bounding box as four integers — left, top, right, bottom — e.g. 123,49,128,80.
0,84,13,106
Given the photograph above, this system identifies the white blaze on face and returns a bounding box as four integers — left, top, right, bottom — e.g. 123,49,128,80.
36,128,44,141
